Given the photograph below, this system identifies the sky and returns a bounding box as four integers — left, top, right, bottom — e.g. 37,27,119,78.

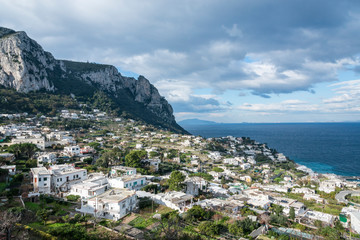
1,0,360,123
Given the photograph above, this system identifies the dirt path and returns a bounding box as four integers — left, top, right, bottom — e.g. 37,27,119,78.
121,213,137,224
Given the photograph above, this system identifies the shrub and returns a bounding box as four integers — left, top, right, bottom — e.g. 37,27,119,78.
66,194,80,202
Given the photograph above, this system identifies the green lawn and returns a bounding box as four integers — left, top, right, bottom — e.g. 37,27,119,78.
129,216,156,229
25,202,41,212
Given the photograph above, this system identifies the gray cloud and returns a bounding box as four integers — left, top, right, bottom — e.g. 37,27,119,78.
171,96,230,113
1,0,360,111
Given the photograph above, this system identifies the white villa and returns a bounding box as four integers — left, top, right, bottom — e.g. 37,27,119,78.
110,166,137,177
37,153,57,166
12,137,46,150
69,174,110,199
108,175,147,190
152,191,194,213
30,167,51,194
77,188,138,221
63,145,81,156
49,164,87,193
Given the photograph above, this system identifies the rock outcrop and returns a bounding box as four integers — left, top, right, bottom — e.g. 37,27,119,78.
0,28,55,92
0,27,183,132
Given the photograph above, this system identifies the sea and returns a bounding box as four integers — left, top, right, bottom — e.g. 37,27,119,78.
180,122,360,177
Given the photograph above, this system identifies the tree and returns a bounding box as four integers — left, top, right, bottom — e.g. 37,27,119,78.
229,222,244,236
185,205,213,221
125,150,147,168
147,211,198,240
88,142,101,151
289,207,295,220
168,170,185,191
25,159,37,168
36,209,49,225
212,167,224,172
198,221,221,237
8,143,38,159
272,204,284,216
149,151,160,158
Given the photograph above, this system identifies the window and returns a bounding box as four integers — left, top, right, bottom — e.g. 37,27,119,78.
39,178,41,182
44,183,47,186
125,184,128,187
134,181,137,185
44,177,47,181
83,172,86,176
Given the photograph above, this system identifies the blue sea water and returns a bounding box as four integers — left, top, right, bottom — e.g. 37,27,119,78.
181,122,360,176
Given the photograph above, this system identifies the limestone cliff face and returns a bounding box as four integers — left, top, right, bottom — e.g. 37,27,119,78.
71,64,175,124
0,27,55,92
0,27,181,130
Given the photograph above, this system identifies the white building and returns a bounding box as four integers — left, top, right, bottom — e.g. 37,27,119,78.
141,158,161,171
0,165,16,175
110,166,137,177
135,143,143,149
152,191,193,213
208,151,222,160
223,158,240,166
37,153,57,166
77,188,138,221
303,194,325,204
184,177,208,196
49,164,87,192
341,207,360,233
240,163,251,170
292,187,315,195
69,174,110,199
12,137,45,150
319,180,338,193
63,145,81,156
303,210,336,225
30,167,51,194
108,175,147,190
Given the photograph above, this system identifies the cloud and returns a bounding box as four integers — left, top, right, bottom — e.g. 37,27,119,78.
2,0,360,119
169,94,231,113
322,79,360,112
237,100,319,112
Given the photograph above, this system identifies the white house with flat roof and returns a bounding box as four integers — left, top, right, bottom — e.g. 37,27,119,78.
0,165,16,175
152,191,193,213
30,167,51,194
12,137,45,150
303,210,336,225
110,166,137,177
69,174,110,199
49,164,87,193
108,175,147,190
76,188,137,220
37,153,57,166
63,145,81,156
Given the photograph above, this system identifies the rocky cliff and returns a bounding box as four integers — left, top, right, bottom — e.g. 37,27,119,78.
0,27,185,133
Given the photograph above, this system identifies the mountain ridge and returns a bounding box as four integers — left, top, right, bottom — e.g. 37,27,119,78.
0,27,186,133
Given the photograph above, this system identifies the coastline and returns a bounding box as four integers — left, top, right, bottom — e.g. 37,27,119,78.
181,122,360,178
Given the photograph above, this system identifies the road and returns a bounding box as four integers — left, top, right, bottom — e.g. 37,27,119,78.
335,190,360,206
